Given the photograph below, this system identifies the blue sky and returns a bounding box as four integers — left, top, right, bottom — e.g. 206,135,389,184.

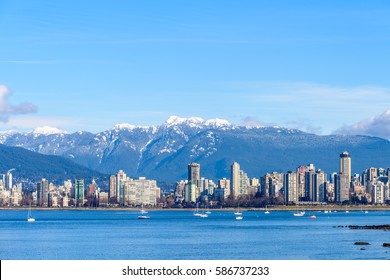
1,0,390,138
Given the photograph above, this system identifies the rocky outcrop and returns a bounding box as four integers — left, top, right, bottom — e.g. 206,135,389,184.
348,225,390,230
354,241,370,245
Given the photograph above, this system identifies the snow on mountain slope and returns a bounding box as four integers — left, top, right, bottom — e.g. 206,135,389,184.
1,116,390,182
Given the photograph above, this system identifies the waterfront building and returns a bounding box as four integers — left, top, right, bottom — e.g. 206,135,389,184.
353,182,366,201
109,175,116,201
269,172,284,198
127,177,160,206
296,165,308,200
63,194,69,207
10,184,22,206
337,173,350,203
184,182,197,203
175,180,186,200
305,167,316,201
261,173,271,197
372,181,385,204
214,187,225,201
262,172,283,198
314,170,327,202
248,177,260,195
116,170,127,203
231,161,240,198
325,182,335,202
340,151,352,187
188,163,200,186
207,180,215,196
239,170,250,196
37,178,49,207
284,171,298,204
75,179,85,207
99,192,108,205
198,177,208,195
218,178,231,199
6,171,13,191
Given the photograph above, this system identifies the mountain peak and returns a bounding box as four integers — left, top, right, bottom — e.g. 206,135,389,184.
165,116,231,128
31,126,68,135
113,123,137,130
166,116,204,126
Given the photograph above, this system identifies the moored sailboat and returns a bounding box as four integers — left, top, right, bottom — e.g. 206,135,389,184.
27,203,35,222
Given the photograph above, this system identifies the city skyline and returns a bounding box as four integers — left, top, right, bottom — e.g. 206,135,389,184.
2,149,389,207
1,1,390,139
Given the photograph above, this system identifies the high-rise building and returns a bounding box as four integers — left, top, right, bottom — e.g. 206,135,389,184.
340,151,351,185
239,170,250,196
337,173,350,202
37,178,49,207
314,170,327,202
6,171,12,191
218,178,231,198
109,175,116,201
75,179,84,207
338,151,352,202
231,162,240,198
284,171,298,204
184,182,197,203
188,163,200,185
261,173,272,197
372,181,385,204
116,170,127,203
127,177,160,206
305,167,316,201
297,165,309,200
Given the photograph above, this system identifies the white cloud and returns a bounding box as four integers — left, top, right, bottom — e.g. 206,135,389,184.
334,109,390,140
0,84,38,122
222,81,390,134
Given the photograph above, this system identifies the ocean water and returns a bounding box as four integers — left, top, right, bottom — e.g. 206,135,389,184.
0,209,389,260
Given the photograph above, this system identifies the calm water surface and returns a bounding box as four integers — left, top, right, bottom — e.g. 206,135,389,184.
1,209,389,260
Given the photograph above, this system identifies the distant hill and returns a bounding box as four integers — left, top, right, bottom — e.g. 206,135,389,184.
1,116,390,182
0,144,107,185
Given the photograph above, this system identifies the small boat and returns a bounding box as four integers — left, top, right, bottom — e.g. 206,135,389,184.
234,205,242,216
235,215,243,220
139,204,148,214
293,212,305,217
364,210,369,214
199,213,208,218
293,206,305,217
309,215,317,219
194,203,202,216
324,210,329,214
27,204,35,222
138,215,150,219
264,205,270,214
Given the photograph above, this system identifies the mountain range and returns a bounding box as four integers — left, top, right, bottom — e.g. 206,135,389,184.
0,144,106,185
1,116,390,183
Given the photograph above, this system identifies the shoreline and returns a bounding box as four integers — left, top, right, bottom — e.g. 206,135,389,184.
1,205,390,211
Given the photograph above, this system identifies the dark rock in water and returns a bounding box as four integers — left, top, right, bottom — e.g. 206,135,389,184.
348,225,390,230
354,241,370,245
383,243,390,248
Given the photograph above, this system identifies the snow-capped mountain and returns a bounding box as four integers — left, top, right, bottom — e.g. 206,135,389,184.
1,116,390,182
